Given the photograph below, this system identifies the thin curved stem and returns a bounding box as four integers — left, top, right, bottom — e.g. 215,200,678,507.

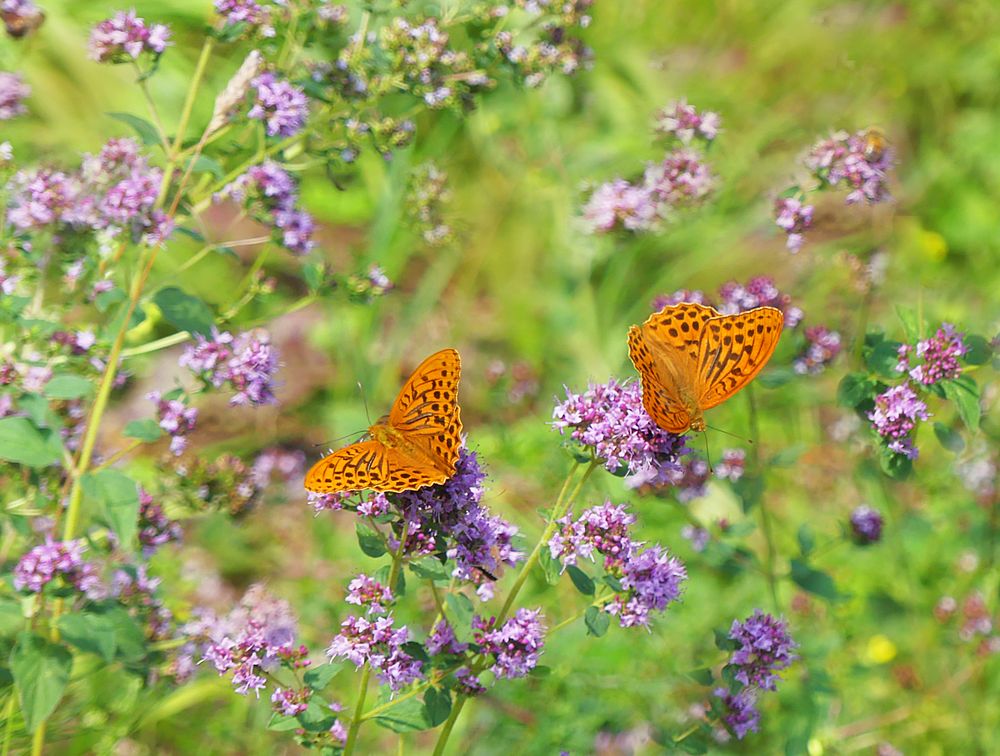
746,386,779,610
431,695,468,756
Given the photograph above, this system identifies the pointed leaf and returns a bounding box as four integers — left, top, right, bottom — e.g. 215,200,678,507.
10,632,72,731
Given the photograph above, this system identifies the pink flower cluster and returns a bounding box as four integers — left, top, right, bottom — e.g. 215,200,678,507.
88,10,171,62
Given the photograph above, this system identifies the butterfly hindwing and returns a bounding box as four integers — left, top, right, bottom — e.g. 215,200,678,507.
627,324,694,434
697,306,784,410
304,440,389,493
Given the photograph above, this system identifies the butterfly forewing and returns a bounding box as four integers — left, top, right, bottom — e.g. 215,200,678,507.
697,306,784,409
640,301,720,362
627,324,694,433
304,440,390,493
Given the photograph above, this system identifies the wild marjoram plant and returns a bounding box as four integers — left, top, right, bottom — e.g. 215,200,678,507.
0,2,997,755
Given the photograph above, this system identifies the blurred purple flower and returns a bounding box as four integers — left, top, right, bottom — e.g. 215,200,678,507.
88,10,171,62
728,610,797,691
149,391,197,456
426,620,468,656
0,71,29,120
794,326,842,375
714,687,760,740
774,196,813,253
717,276,803,327
13,539,104,599
805,129,893,204
138,487,182,555
655,99,721,144
180,329,279,406
642,148,714,211
250,73,309,137
849,505,884,545
582,179,658,233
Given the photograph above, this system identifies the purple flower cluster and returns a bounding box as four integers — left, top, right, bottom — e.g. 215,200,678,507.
6,138,171,246
794,326,842,375
0,71,29,120
716,276,803,327
326,614,423,691
382,450,521,582
867,383,930,460
494,1,593,88
2,0,44,38
454,667,487,696
728,610,798,691
661,454,710,502
607,545,687,628
215,0,273,35
681,525,710,552
138,487,183,555
849,505,884,545
896,323,967,385
714,688,760,740
180,329,280,406
426,620,468,656
774,196,814,253
148,391,198,456
251,447,306,489
111,565,173,640
217,160,315,255
189,584,306,695
13,539,104,598
473,608,546,679
249,73,309,138
270,686,311,717
582,148,714,234
655,99,721,144
805,129,893,204
549,501,635,569
345,574,394,615
88,10,171,63
716,449,746,481
552,378,688,483
308,490,350,513
548,502,687,627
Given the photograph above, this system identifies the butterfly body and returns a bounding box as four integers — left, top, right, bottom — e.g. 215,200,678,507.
304,349,463,494
628,302,783,434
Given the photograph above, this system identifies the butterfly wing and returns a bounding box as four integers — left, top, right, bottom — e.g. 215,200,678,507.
303,440,451,493
628,325,695,433
697,306,784,410
388,348,463,473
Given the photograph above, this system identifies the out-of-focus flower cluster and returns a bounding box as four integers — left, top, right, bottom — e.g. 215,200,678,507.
552,379,688,485
5,137,173,249
13,538,104,598
849,504,883,545
180,328,280,406
216,160,315,256
494,0,594,88
3,0,45,39
548,501,687,628
652,276,804,329
774,196,813,253
88,10,171,63
794,325,842,375
407,162,453,246
715,610,797,739
138,487,183,556
582,100,718,234
249,72,309,137
344,263,394,303
0,71,30,120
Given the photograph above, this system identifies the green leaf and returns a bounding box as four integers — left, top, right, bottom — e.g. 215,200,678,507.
43,374,94,400
267,713,301,732
685,668,714,685
602,574,623,592
962,334,991,365
95,287,126,312
124,418,164,442
9,632,72,731
297,697,337,732
584,605,610,637
878,444,913,480
769,444,806,468
0,416,63,467
98,606,147,662
837,372,877,409
373,695,432,733
423,687,452,727
790,559,841,601
0,599,24,637
107,112,162,146
713,627,738,651
732,475,764,513
941,375,980,432
17,393,63,432
676,733,709,754
797,524,815,557
933,422,965,453
408,558,450,582
538,547,562,585
566,565,595,595
187,154,224,179
756,368,795,389
152,286,216,337
57,612,118,661
895,306,920,342
303,263,325,294
303,662,344,691
863,334,903,378
82,470,139,551
355,523,386,558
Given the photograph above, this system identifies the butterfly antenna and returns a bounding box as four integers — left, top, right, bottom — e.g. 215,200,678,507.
702,430,714,474
358,381,372,425
312,430,366,450
706,424,754,445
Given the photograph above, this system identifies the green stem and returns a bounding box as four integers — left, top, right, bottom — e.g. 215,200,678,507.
431,695,468,756
1,694,16,756
171,39,215,160
496,460,598,625
342,666,372,756
120,331,191,358
30,725,43,756
746,386,779,610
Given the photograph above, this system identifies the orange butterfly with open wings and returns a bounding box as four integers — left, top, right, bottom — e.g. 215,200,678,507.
304,348,463,494
628,302,783,434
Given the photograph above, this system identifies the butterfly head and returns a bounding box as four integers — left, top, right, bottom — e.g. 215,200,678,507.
689,416,707,434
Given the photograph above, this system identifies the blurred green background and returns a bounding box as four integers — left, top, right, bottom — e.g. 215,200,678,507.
4,0,999,753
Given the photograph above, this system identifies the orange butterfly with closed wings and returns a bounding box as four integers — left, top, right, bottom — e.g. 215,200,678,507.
627,302,783,434
304,348,463,494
